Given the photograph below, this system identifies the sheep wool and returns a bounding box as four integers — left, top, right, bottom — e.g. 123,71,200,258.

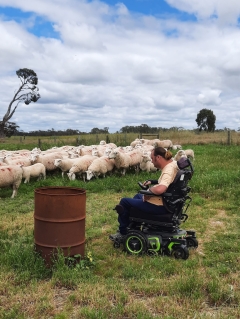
86,156,115,180
21,163,46,183
0,165,23,198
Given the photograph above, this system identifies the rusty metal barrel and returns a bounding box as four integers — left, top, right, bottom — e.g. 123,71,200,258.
34,187,86,266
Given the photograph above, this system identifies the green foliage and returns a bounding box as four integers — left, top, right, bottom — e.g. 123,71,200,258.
196,108,216,132
0,121,19,137
15,68,40,104
16,68,38,84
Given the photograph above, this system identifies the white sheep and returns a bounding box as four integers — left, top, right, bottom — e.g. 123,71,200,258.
77,145,93,156
140,154,158,172
174,149,195,161
172,144,182,150
127,149,143,172
20,163,46,183
130,138,141,148
54,158,78,178
3,156,32,167
174,150,187,161
108,150,131,175
67,155,97,181
154,139,173,149
86,156,115,180
0,165,23,198
106,142,117,149
30,152,64,171
91,145,106,157
68,151,79,159
184,149,195,160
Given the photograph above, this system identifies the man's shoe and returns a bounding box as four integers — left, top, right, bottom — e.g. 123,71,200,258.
113,205,124,215
109,232,125,242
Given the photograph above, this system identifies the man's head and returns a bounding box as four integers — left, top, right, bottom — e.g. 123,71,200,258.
151,147,173,169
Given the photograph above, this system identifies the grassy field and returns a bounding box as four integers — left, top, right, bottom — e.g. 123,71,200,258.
0,142,240,318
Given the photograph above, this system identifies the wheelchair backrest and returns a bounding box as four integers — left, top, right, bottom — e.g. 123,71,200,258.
162,158,194,215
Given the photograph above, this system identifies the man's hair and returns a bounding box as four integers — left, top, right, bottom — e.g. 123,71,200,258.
152,147,172,160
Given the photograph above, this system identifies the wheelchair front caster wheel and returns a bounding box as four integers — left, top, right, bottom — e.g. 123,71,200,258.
172,245,189,260
113,242,121,248
186,237,198,249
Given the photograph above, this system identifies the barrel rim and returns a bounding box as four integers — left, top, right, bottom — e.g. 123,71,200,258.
34,186,86,195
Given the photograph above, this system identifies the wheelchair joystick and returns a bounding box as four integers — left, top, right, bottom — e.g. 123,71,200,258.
138,182,149,190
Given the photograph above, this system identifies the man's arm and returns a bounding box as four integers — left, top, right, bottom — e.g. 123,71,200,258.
149,184,167,195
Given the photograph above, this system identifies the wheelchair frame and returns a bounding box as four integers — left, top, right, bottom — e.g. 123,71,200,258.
110,157,198,260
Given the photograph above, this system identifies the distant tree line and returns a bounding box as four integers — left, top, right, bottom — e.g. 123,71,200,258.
13,125,235,137
119,124,185,133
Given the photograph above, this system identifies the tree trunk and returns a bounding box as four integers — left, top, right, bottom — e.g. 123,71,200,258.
0,121,6,139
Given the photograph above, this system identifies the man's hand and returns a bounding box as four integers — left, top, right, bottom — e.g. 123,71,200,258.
143,180,151,187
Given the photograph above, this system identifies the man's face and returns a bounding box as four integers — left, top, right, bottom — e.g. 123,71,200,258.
151,151,162,169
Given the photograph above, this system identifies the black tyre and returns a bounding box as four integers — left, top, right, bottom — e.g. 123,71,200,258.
186,237,198,249
124,231,147,255
172,244,189,260
113,242,121,249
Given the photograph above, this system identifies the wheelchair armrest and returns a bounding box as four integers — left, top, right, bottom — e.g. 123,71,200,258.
162,192,172,197
139,189,157,196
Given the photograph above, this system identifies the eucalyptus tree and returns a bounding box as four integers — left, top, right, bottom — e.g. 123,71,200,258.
0,68,41,138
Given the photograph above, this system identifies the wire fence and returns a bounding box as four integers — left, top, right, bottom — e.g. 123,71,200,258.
1,130,239,150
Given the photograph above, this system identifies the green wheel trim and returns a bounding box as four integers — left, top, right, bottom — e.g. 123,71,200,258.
126,236,143,254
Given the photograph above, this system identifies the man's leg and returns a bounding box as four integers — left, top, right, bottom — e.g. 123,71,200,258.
118,195,166,234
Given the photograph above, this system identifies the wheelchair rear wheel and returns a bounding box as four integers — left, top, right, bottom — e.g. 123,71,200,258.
124,231,147,255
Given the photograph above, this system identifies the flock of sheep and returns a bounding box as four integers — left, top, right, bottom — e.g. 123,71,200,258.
0,138,194,198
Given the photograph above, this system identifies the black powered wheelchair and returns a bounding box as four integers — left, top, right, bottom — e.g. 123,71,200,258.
110,157,198,260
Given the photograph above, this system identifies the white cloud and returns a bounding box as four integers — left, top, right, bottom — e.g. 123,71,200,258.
166,0,240,24
197,89,222,106
0,0,240,132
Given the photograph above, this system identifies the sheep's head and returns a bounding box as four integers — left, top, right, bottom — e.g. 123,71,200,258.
92,150,98,156
86,170,94,181
108,150,118,159
54,159,62,167
67,172,75,180
30,153,38,163
104,148,111,156
141,154,151,163
178,150,186,156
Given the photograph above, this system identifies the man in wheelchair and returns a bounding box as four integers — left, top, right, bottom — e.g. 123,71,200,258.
109,146,198,259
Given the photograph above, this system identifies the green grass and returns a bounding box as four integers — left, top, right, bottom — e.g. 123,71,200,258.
0,144,240,318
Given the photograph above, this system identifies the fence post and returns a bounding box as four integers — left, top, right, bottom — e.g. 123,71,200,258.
38,139,41,149
227,130,231,145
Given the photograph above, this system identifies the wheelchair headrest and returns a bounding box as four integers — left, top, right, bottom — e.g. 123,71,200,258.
177,157,193,172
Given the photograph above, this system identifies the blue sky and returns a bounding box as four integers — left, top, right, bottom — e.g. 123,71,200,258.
102,0,179,16
0,0,240,133
0,1,197,38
